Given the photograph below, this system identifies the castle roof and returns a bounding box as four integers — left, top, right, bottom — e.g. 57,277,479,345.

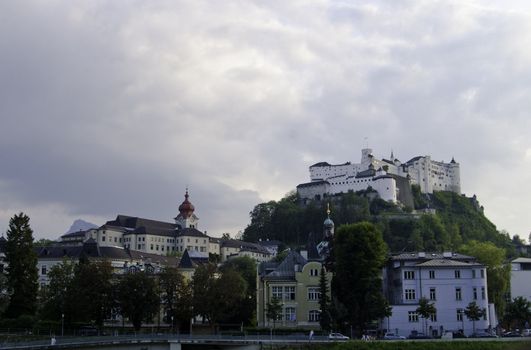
296,180,329,188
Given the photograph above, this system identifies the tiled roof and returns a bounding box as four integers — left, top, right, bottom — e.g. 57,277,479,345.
261,250,307,280
391,252,474,261
415,259,482,267
178,227,209,238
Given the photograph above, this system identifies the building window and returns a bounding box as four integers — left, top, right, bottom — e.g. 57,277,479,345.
285,307,296,322
429,288,436,301
310,269,319,277
455,270,461,279
138,244,141,250
272,286,282,300
473,287,477,300
481,269,485,278
481,287,485,300
455,287,462,301
284,286,296,301
150,244,154,250
41,265,47,275
404,271,415,280
483,308,487,320
429,270,435,279
457,309,463,321
430,311,437,322
102,236,106,242
308,287,320,301
408,311,419,322
308,310,320,322
405,289,416,300
472,270,476,278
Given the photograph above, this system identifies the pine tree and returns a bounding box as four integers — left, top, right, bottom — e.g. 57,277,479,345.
4,213,38,318
318,266,331,331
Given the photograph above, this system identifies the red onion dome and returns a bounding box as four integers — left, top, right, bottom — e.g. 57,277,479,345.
178,190,195,218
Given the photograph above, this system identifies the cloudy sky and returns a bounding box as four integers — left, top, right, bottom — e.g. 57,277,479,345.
1,0,531,241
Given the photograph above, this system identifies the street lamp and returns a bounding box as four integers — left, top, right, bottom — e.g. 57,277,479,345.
171,316,174,334
61,313,64,337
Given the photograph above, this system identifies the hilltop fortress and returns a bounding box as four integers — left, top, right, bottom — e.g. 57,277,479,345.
297,148,460,205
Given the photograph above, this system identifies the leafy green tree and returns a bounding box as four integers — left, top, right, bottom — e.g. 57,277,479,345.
0,273,10,316
464,301,484,334
192,263,247,329
117,272,160,331
318,266,331,332
40,259,75,322
266,297,282,329
416,297,436,335
332,222,388,335
220,257,256,325
69,260,113,328
159,267,193,332
458,241,510,319
504,296,531,330
4,213,38,318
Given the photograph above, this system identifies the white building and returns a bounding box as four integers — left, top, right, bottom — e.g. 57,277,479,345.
383,252,491,337
298,148,460,204
510,257,531,301
58,190,269,264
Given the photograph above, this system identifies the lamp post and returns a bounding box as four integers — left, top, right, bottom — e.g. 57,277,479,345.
61,313,64,337
171,316,174,334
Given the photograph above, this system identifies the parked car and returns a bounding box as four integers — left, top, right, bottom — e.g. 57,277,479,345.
383,332,406,340
523,329,531,337
502,331,522,337
452,331,467,338
408,331,430,339
328,333,349,340
469,332,498,338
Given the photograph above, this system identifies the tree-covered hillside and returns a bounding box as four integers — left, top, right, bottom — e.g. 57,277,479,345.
242,187,518,256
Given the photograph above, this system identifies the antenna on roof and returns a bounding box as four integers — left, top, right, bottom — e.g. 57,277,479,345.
364,136,369,148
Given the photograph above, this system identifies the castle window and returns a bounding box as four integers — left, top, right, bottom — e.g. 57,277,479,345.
41,265,47,275
308,287,320,301
473,287,477,300
429,288,436,300
310,269,318,277
308,310,320,322
408,311,419,322
455,270,461,279
405,289,416,300
429,270,435,279
284,286,296,300
272,286,282,300
404,271,415,280
285,307,296,321
455,287,462,300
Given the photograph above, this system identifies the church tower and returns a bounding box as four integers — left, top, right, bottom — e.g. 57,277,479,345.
174,189,199,229
323,203,335,239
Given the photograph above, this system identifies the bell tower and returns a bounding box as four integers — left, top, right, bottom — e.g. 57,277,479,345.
174,189,199,229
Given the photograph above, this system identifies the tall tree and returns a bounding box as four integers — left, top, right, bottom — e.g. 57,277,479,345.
464,301,484,334
416,297,436,335
159,267,193,331
40,259,75,322
318,266,331,332
504,296,531,330
332,222,389,335
117,272,160,331
192,263,247,329
220,257,256,325
4,213,38,318
69,260,114,328
458,240,510,319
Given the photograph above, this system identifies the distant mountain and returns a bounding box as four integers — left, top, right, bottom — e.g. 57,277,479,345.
65,219,98,234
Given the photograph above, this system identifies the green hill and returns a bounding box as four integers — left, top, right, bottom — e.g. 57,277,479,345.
242,187,516,255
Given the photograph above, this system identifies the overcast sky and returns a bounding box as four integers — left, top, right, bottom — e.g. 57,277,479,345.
1,0,531,241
